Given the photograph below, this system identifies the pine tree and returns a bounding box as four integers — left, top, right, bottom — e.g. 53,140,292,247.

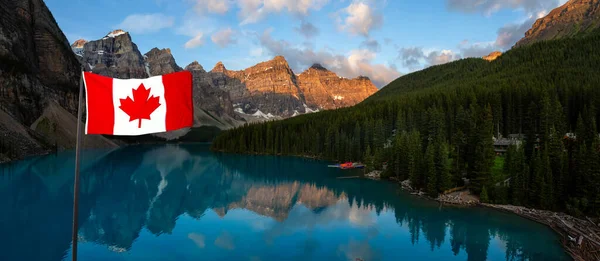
436,141,452,192
425,142,437,196
530,150,544,206
470,104,495,194
541,146,554,209
408,131,423,188
353,122,362,160
480,186,489,203
364,145,374,172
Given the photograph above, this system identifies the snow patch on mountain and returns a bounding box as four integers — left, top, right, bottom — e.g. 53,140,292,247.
303,104,320,113
144,62,151,76
106,30,127,38
252,110,276,119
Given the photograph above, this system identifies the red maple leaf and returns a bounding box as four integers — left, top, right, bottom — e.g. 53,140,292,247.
119,83,161,128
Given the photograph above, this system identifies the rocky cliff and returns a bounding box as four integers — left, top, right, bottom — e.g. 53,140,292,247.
184,61,242,129
0,0,116,161
515,0,600,47
209,56,306,117
144,48,182,76
298,64,378,110
208,57,377,117
79,29,148,79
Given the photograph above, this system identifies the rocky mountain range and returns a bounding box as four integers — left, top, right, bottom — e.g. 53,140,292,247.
515,0,600,47
71,31,378,120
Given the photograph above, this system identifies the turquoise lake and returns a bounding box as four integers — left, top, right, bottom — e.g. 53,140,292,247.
0,144,570,261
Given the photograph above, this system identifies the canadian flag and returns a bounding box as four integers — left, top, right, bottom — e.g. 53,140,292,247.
83,71,193,136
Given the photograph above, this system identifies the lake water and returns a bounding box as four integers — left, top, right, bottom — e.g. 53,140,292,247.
0,144,570,261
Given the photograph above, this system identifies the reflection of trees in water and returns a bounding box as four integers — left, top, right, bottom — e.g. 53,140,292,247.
0,145,567,261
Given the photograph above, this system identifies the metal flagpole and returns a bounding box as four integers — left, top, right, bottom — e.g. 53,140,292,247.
71,69,85,261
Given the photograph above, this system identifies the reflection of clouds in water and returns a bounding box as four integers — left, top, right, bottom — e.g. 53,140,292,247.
188,233,205,248
251,219,269,231
142,145,191,178
348,200,375,227
215,231,236,250
493,235,508,252
337,239,380,261
263,198,376,242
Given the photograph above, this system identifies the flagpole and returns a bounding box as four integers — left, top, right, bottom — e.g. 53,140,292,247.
71,69,84,261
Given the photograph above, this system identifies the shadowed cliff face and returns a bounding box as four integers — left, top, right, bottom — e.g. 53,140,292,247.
515,0,600,47
0,0,118,161
144,48,182,76
0,0,81,123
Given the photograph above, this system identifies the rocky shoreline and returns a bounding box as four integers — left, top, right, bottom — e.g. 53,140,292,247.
483,204,600,261
375,176,599,261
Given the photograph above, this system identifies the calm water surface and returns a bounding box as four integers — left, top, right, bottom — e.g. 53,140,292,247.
0,144,570,261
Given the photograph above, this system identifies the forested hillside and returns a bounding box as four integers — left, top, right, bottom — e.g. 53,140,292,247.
212,30,600,216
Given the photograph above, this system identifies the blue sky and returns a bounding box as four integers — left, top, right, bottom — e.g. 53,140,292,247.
45,0,567,87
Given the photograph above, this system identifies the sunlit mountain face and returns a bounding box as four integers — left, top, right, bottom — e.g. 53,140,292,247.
0,145,569,261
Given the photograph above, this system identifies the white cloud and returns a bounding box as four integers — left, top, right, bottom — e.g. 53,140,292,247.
427,50,459,65
495,16,538,49
211,28,237,47
335,1,383,37
116,13,175,34
459,41,497,57
446,0,561,16
238,0,329,25
398,47,461,71
360,38,380,52
294,21,320,39
193,0,231,14
185,33,205,49
259,28,400,87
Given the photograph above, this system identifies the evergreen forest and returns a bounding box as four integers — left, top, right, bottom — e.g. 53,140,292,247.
212,30,600,217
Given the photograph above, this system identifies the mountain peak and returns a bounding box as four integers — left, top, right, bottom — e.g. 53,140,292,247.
71,39,87,48
211,61,227,73
104,29,128,38
269,55,290,67
514,0,600,47
310,63,328,71
146,47,171,55
273,55,286,62
185,61,206,72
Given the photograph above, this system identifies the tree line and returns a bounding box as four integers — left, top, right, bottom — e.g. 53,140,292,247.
212,30,600,216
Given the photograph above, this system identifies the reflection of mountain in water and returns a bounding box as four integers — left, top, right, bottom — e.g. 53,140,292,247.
0,145,567,261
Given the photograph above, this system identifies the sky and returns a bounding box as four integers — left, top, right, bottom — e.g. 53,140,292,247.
46,0,569,87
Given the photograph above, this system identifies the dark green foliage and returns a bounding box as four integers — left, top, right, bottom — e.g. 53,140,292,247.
212,31,600,216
